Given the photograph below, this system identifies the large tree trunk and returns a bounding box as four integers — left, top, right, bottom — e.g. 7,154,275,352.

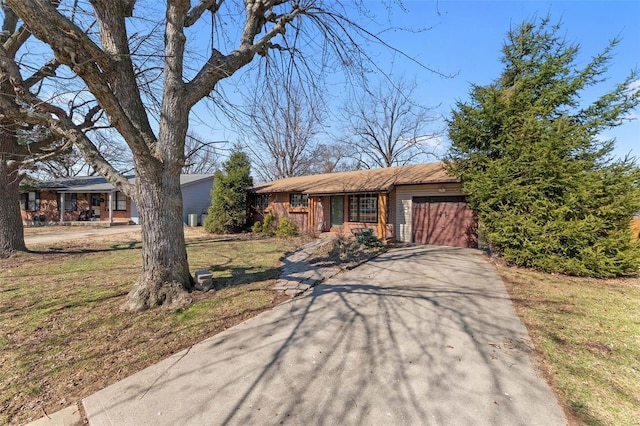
120,0,195,312
0,123,27,258
121,167,194,312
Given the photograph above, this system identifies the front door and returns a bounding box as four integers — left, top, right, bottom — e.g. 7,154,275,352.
91,194,102,219
330,196,344,229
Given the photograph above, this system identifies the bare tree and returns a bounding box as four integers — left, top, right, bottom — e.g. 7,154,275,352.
0,1,105,256
307,142,358,175
343,77,441,168
182,131,223,174
35,131,133,179
242,82,324,182
3,0,434,311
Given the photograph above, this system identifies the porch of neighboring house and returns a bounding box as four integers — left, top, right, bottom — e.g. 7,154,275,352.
250,191,392,241
21,189,132,226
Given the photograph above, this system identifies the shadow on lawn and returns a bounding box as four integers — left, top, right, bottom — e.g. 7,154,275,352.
205,264,282,289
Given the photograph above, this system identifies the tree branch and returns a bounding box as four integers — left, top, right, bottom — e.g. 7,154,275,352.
184,4,300,108
23,58,61,89
6,0,156,164
185,0,221,27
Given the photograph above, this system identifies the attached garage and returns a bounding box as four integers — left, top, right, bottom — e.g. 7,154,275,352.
393,182,477,247
411,196,477,248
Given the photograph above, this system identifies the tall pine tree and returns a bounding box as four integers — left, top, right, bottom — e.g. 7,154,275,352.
446,17,640,277
205,149,253,234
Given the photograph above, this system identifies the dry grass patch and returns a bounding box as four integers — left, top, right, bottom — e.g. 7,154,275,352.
0,229,300,425
497,262,640,425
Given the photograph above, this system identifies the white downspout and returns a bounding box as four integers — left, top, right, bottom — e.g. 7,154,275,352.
59,192,65,223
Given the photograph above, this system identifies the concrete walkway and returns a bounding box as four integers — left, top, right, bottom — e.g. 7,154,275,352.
273,234,342,296
81,245,565,425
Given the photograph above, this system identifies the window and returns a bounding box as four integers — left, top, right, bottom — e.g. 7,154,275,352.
111,191,127,211
289,193,308,208
91,194,102,207
20,192,40,211
64,193,78,211
252,194,269,210
348,193,378,223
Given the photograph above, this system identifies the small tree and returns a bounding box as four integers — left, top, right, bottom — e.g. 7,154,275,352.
446,17,640,277
205,150,253,234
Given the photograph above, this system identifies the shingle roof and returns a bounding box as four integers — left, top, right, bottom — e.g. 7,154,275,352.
35,174,214,192
252,163,456,195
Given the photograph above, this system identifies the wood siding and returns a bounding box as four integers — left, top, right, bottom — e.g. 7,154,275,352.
253,192,392,238
387,188,397,240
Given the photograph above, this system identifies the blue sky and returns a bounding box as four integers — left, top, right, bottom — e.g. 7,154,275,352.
196,0,639,163
374,0,640,160
191,0,640,163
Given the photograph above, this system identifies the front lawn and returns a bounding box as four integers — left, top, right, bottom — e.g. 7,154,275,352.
0,229,300,425
498,263,640,425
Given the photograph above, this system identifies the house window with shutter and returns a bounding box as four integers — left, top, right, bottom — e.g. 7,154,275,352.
20,192,40,211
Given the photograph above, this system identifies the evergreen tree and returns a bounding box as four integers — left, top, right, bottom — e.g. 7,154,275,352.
205,149,253,234
446,17,640,277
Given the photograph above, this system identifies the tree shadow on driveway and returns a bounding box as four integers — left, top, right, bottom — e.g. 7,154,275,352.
83,245,566,425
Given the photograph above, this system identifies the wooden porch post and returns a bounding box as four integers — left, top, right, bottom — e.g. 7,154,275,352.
308,196,316,234
378,193,387,241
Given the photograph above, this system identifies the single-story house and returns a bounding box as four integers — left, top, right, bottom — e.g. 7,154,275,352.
249,163,477,248
20,174,214,226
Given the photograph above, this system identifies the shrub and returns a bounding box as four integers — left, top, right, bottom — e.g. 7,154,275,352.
356,229,382,247
251,221,262,233
446,18,640,277
275,217,297,238
204,150,253,234
262,212,278,235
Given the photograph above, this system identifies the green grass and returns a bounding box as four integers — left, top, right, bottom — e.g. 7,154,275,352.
498,264,640,425
0,231,299,425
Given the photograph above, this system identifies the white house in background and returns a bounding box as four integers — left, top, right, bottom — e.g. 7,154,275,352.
20,174,214,226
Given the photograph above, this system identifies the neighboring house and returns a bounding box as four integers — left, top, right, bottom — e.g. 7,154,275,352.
250,163,477,248
20,174,214,226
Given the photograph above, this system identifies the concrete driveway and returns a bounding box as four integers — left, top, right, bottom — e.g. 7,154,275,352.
83,245,566,425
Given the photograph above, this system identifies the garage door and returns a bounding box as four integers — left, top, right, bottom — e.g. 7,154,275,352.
412,196,477,247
